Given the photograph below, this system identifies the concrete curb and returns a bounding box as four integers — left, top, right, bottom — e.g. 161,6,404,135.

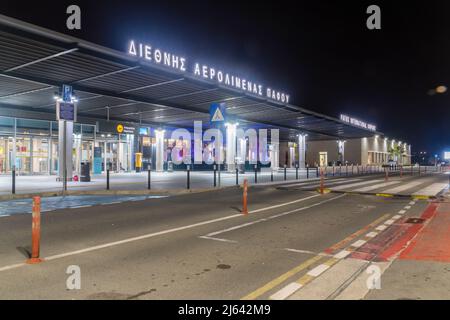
296,188,437,200
0,185,240,201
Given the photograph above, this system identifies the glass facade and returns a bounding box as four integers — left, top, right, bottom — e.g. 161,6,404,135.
0,116,97,175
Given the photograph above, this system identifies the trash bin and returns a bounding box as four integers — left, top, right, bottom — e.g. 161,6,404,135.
80,161,91,182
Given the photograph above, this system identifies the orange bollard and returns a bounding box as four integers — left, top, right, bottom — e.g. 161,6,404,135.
27,196,42,264
242,179,248,215
320,168,324,194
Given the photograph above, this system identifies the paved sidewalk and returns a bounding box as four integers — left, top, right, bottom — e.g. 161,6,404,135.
365,195,450,300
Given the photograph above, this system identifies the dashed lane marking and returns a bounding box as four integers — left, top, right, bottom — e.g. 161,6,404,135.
241,255,323,300
204,194,346,238
306,264,330,277
351,240,367,248
198,236,237,243
284,248,331,257
0,194,328,273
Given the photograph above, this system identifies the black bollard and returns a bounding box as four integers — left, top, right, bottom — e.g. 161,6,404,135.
284,165,287,181
214,165,217,187
12,169,15,194
235,167,239,186
254,165,258,184
106,169,110,190
187,165,190,189
271,170,274,182
296,165,299,180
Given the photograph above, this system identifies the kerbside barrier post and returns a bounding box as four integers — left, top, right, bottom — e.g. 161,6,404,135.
11,168,15,194
235,167,238,186
27,196,42,264
320,168,324,194
187,165,191,190
254,165,258,184
148,168,151,190
242,179,248,215
214,165,217,187
106,169,110,190
284,165,287,181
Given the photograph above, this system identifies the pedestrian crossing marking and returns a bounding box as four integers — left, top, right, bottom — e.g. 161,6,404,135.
412,183,448,197
352,181,400,193
383,181,425,194
331,179,384,191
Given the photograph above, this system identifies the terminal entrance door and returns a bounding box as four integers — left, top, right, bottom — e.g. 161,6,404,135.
96,137,132,173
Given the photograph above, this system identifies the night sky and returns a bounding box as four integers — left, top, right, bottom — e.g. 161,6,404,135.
1,0,449,155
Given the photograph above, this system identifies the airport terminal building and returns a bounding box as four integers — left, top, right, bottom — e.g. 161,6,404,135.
0,15,411,177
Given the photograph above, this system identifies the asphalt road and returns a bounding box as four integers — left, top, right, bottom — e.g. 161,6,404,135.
0,173,446,299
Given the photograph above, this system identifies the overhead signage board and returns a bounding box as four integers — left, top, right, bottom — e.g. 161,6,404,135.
57,101,76,122
444,151,450,160
127,40,290,105
210,103,227,123
116,123,136,134
139,127,150,136
340,114,376,131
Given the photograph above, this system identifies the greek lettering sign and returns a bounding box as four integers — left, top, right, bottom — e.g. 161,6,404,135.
127,40,290,105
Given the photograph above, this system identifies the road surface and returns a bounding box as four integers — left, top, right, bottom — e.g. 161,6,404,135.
0,172,448,299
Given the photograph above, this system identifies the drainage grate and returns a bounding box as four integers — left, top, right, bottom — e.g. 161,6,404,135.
405,218,425,224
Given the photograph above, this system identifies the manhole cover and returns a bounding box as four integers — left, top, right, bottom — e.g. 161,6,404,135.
405,218,425,224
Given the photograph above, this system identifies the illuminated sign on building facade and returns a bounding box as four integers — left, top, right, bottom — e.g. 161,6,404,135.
127,40,290,104
340,114,377,131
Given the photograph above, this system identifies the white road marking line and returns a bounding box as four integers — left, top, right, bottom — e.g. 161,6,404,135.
0,215,10,218
413,183,448,196
404,206,411,210
351,240,367,248
71,205,92,209
353,181,401,193
0,194,336,273
0,262,26,272
198,236,237,243
334,250,351,259
376,225,387,231
331,179,384,191
284,248,331,257
384,219,395,225
307,264,330,277
366,231,378,238
279,178,347,187
392,215,402,220
205,194,346,237
398,210,406,214
383,181,425,194
249,194,321,214
300,178,361,189
409,201,416,205
269,282,302,300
